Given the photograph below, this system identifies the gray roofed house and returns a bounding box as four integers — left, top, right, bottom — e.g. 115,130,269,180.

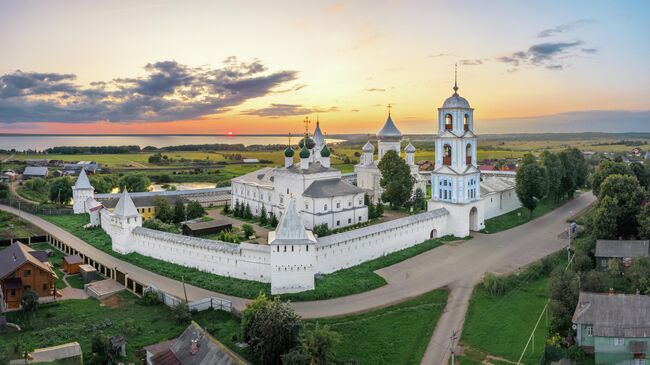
22,166,48,179
595,240,649,270
302,179,364,198
147,322,248,365
573,292,650,361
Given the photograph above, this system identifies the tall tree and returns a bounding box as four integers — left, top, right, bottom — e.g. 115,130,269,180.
48,177,73,205
590,160,632,196
592,196,621,240
638,204,650,239
154,197,174,223
539,151,564,203
118,173,151,192
377,150,414,208
597,174,646,238
629,162,650,191
259,205,268,225
173,199,186,223
627,256,650,295
548,268,579,335
515,154,548,218
186,201,206,220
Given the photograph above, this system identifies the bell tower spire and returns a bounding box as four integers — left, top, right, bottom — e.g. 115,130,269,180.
453,63,459,96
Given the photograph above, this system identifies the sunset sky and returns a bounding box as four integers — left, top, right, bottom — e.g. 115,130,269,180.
1,0,649,135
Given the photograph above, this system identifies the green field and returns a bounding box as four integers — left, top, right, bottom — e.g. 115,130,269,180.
0,292,249,363
482,196,564,233
0,211,44,239
16,186,49,203
311,289,448,365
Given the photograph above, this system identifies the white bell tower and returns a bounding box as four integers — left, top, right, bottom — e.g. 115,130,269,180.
428,66,484,236
72,169,94,214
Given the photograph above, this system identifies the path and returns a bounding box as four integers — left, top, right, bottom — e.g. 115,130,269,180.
60,274,90,300
0,192,595,326
9,181,41,205
1,153,15,163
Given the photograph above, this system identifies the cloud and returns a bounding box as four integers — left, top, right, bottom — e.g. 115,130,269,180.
496,41,586,70
581,48,598,54
536,19,596,38
365,88,386,92
427,53,454,58
0,58,298,123
241,104,338,118
458,59,484,66
351,109,360,112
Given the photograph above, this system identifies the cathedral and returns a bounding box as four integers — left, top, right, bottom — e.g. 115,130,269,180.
231,118,369,230
354,105,427,203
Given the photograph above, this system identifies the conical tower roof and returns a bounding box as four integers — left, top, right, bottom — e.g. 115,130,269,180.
74,169,93,190
376,114,402,141
405,142,416,153
313,120,325,146
274,198,310,242
114,189,140,218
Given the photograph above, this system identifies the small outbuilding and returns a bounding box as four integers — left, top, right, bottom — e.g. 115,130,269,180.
63,254,84,274
182,220,232,237
22,166,49,180
595,240,649,270
79,264,98,283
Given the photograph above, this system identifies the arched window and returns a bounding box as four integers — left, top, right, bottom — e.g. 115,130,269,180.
443,144,452,165
466,143,472,165
445,114,453,130
464,114,469,131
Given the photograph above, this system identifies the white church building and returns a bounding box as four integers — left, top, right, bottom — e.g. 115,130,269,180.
230,119,368,230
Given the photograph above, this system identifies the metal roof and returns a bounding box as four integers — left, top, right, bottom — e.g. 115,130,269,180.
73,169,93,190
273,198,312,243
166,322,248,365
302,179,364,198
23,166,48,176
113,189,140,218
313,121,325,146
595,240,650,258
317,208,449,247
442,94,471,108
480,177,516,195
362,141,375,152
0,241,55,280
376,115,402,140
572,292,650,338
285,162,338,175
231,167,275,188
405,142,416,153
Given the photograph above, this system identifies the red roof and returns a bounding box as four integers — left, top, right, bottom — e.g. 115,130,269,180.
478,165,496,171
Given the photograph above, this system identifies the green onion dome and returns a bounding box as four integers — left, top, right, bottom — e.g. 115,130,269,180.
320,144,331,157
299,145,310,158
299,136,316,149
284,146,294,157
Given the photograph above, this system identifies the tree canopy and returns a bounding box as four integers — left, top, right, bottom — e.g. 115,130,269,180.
515,154,548,218
377,150,414,208
118,173,151,193
48,177,73,205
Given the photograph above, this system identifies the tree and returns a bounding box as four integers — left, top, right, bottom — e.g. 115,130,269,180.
592,196,622,240
637,204,650,239
0,182,9,199
591,160,632,196
629,162,650,191
154,197,174,223
242,294,302,365
233,200,241,217
627,256,650,294
21,289,39,314
548,268,579,335
89,175,117,194
597,174,646,238
573,251,593,273
118,173,151,192
87,334,109,365
244,203,253,219
171,302,190,324
259,205,268,225
48,177,73,204
540,151,564,203
186,201,206,220
242,223,255,238
300,323,340,365
607,258,623,277
143,218,179,233
412,188,426,211
313,224,331,237
173,199,186,223
375,200,384,217
377,150,415,208
222,201,230,214
515,154,548,218
269,212,279,227
580,271,608,293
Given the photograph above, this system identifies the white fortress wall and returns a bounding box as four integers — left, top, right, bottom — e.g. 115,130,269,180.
314,208,449,274
130,228,272,282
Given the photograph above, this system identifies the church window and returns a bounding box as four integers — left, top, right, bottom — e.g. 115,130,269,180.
443,145,452,166
336,220,340,226
291,245,294,252
358,199,362,205
464,114,469,131
348,201,352,207
305,202,309,210
348,218,352,224
445,114,453,130
283,246,286,252
336,202,341,209
324,204,328,211
280,195,284,204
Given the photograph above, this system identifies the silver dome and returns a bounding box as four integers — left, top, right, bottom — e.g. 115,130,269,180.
405,142,416,153
362,141,375,152
442,94,471,108
376,115,402,140
313,121,325,146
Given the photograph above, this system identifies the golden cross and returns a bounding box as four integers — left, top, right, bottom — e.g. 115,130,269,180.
387,103,392,116
303,116,311,134
288,132,292,146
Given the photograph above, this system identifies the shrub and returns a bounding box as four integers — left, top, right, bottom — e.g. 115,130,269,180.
313,224,331,238
171,302,190,324
137,290,161,306
482,272,506,297
242,224,255,238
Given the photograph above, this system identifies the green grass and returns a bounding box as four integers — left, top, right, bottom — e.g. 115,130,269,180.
0,292,250,362
39,213,452,301
482,197,563,233
0,211,44,239
309,289,448,365
460,254,565,365
16,186,49,203
31,242,67,288
282,238,446,301
66,274,86,289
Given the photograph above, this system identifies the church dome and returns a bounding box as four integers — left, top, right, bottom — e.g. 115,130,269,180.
313,121,325,146
405,142,416,153
299,145,310,158
362,141,375,152
299,136,316,149
320,144,331,157
442,94,471,109
284,146,294,157
376,115,402,141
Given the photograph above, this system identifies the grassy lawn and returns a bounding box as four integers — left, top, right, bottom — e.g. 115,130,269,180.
31,242,68,289
39,213,453,301
310,289,448,365
0,211,44,239
0,292,250,363
482,196,565,233
16,186,49,203
66,274,86,289
460,254,565,365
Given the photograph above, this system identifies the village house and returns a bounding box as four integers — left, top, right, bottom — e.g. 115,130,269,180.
0,241,57,311
573,292,650,364
595,240,649,270
22,166,48,180
100,194,188,221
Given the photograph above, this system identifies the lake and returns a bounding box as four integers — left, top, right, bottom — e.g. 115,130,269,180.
0,135,345,151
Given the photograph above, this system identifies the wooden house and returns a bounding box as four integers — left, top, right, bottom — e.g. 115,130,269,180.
63,254,84,274
0,241,56,310
595,240,649,270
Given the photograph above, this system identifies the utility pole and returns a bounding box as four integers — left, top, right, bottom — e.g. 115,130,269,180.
450,330,458,365
182,275,189,304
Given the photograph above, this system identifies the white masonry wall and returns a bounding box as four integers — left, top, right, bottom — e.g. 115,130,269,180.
314,208,449,274
483,188,521,220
